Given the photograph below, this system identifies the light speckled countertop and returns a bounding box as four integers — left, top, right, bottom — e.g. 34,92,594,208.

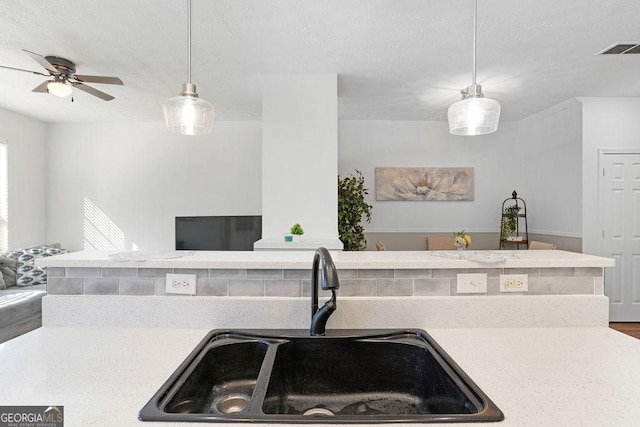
38,249,614,269
0,326,638,426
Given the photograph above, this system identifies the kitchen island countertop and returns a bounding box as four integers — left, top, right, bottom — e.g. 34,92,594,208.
1,326,638,426
38,249,614,270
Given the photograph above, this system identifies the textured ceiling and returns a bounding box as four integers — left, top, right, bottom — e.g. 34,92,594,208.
0,0,639,123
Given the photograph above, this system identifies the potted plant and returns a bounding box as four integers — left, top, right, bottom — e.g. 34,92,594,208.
290,223,304,242
500,204,521,248
453,230,472,250
338,170,373,251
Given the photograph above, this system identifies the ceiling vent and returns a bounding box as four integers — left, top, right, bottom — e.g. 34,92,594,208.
598,43,640,55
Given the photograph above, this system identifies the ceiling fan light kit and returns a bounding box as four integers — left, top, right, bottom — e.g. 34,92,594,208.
47,78,72,97
163,0,214,136
447,0,501,136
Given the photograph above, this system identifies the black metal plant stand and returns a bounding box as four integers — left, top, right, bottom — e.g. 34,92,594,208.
499,191,529,249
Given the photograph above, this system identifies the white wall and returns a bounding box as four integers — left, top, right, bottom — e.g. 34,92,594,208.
339,120,523,234
47,117,528,252
519,99,582,239
581,97,640,255
46,121,261,251
34,97,640,253
0,107,48,249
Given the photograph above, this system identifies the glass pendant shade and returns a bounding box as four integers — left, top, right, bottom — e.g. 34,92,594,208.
163,83,214,136
447,95,501,136
47,80,72,97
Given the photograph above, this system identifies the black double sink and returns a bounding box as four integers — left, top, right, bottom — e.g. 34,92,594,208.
139,329,503,423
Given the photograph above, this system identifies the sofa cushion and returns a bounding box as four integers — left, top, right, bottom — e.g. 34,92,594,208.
16,246,69,287
0,284,46,343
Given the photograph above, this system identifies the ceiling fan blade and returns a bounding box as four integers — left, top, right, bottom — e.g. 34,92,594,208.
22,49,58,74
73,75,123,85
0,64,48,76
32,81,49,93
71,82,115,101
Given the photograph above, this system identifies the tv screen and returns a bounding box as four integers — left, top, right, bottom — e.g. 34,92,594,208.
175,216,262,251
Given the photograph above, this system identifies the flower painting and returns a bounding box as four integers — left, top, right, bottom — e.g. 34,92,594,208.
375,167,474,201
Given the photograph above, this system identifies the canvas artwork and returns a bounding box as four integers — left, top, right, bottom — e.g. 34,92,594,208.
375,167,474,201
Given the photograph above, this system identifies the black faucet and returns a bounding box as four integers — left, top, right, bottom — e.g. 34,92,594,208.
310,247,340,336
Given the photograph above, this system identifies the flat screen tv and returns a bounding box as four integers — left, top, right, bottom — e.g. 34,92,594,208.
175,216,262,251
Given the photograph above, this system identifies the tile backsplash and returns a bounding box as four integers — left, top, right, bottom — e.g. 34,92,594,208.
46,266,604,298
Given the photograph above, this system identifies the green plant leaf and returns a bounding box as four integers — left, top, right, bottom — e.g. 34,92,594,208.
338,170,373,251
290,223,304,235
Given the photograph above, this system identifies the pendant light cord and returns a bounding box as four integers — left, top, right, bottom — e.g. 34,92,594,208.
187,0,192,84
472,0,477,86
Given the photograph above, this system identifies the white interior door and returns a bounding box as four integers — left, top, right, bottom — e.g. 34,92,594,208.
601,152,640,321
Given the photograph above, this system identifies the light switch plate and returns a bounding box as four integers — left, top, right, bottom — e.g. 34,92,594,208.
456,273,488,294
500,274,528,292
165,273,197,295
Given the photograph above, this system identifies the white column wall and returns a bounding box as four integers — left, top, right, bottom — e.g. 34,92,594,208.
259,74,340,247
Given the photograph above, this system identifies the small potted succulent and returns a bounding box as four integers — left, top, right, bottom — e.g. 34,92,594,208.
290,223,304,242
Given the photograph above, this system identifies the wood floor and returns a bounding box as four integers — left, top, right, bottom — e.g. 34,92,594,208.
609,323,640,339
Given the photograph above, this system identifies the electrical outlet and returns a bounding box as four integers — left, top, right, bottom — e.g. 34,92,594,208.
165,273,197,295
500,274,528,292
456,273,487,294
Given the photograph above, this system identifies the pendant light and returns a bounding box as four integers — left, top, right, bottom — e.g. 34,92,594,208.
163,0,214,135
447,0,500,136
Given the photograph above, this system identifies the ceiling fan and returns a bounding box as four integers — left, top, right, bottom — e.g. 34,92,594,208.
0,49,123,101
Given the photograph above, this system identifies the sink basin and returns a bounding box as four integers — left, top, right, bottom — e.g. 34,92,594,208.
163,340,268,414
139,329,503,423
